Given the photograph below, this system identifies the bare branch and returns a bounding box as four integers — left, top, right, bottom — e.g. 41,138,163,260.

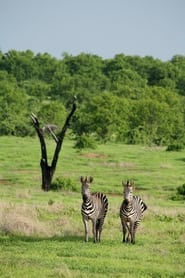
51,96,77,170
42,124,58,133
30,113,37,125
47,126,58,143
30,112,48,164
41,124,58,143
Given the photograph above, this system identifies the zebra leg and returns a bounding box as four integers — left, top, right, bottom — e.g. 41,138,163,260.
98,229,101,242
126,223,131,243
92,219,97,243
97,218,104,242
121,219,127,243
130,222,135,244
132,221,139,244
96,219,100,242
83,218,89,242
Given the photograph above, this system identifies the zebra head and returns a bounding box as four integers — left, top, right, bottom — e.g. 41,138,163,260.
123,180,134,205
80,176,93,202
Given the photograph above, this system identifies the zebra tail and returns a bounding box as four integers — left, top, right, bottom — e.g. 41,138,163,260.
104,195,109,214
143,202,147,211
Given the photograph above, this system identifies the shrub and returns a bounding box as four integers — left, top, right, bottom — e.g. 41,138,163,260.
48,199,54,205
74,135,97,149
177,183,185,197
50,176,78,192
171,183,185,200
166,143,184,152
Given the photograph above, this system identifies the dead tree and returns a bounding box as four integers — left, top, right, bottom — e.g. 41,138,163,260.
31,97,77,191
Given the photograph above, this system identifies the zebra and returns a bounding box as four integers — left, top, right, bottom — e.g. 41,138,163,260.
120,180,147,244
80,176,108,243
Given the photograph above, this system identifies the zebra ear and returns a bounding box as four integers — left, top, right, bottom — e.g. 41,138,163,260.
129,180,135,189
89,176,93,183
131,181,135,190
126,180,132,187
80,176,85,183
122,181,129,186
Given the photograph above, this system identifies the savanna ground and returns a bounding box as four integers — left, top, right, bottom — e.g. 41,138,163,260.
0,136,184,278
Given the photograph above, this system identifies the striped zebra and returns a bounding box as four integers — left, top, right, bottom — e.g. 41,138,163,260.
80,176,108,243
120,180,147,244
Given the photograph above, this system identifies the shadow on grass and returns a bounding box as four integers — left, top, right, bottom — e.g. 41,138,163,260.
176,157,185,163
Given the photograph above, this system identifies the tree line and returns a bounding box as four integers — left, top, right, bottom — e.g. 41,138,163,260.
0,50,185,146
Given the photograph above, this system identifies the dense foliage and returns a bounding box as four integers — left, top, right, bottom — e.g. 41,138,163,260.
0,50,185,145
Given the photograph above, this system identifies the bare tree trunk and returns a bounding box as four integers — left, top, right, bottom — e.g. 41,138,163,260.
31,97,77,191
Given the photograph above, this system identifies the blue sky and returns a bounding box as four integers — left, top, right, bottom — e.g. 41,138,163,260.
0,0,185,61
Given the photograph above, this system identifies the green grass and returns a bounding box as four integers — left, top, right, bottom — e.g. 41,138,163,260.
0,136,184,277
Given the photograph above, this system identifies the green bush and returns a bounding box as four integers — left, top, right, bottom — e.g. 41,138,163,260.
50,176,78,192
166,143,184,152
177,183,185,197
171,183,185,200
74,135,97,149
48,199,54,205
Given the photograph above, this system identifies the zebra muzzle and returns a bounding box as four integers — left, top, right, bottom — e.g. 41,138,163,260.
83,195,88,202
124,199,129,205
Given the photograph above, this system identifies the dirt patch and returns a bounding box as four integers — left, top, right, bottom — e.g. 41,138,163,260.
108,192,122,197
82,153,108,159
0,179,12,185
103,161,136,169
14,169,39,173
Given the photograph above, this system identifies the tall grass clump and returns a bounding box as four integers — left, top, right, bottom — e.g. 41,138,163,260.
50,176,78,192
171,183,185,200
0,202,52,236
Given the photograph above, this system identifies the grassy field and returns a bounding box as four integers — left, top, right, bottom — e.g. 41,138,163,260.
0,136,184,277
